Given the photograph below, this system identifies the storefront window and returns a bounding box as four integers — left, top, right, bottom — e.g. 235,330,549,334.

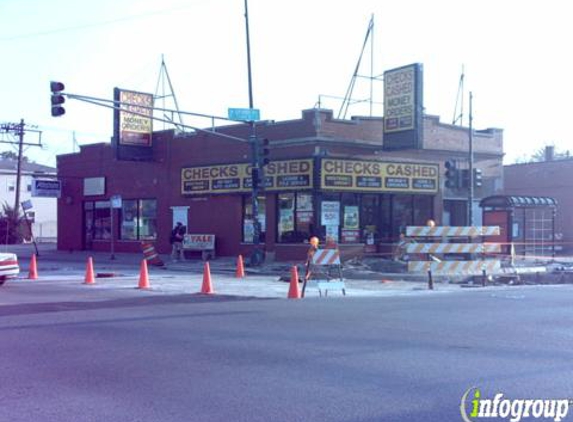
392,195,413,238
84,201,94,245
120,199,157,240
361,195,379,243
93,201,111,240
121,200,138,240
341,193,360,243
243,196,266,243
140,199,157,240
278,192,314,243
413,196,434,226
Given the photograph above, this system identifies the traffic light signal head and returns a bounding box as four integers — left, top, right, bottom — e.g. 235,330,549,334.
444,160,459,189
473,168,483,188
50,81,66,117
251,167,260,190
260,138,270,167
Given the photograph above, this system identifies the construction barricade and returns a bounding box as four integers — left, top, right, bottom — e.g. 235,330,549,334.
141,242,165,267
404,225,501,276
302,248,346,297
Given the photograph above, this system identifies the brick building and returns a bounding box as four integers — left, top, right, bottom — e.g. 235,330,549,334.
57,108,504,261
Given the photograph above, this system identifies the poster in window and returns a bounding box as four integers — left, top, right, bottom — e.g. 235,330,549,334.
244,219,254,243
297,211,313,224
297,194,313,211
279,209,295,233
321,201,340,226
344,206,359,229
341,229,361,243
325,225,339,243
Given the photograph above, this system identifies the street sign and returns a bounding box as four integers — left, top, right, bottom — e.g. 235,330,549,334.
32,179,61,198
110,195,123,209
228,107,260,122
21,199,33,211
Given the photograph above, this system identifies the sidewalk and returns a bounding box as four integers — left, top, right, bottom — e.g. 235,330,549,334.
5,243,460,299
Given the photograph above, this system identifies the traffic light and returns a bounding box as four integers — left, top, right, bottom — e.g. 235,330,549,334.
259,138,270,167
444,160,459,189
251,167,260,190
461,169,470,188
50,81,66,117
473,168,483,188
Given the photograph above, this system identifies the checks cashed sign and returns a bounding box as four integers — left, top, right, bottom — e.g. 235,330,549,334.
181,159,313,195
320,158,438,194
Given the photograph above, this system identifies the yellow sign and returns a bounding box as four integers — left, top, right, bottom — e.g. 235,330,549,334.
320,158,438,193
119,90,153,146
384,65,416,133
181,159,314,195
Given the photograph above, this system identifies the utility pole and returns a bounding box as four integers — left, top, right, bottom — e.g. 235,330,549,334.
14,119,25,214
244,0,263,265
1,119,42,212
468,92,474,226
0,119,42,250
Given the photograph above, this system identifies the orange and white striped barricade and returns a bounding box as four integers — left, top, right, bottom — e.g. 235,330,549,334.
141,242,165,267
404,226,502,277
302,248,346,297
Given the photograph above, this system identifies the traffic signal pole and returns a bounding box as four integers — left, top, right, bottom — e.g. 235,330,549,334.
468,92,474,226
244,0,263,265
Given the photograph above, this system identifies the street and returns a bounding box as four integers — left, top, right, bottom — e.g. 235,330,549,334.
2,282,573,422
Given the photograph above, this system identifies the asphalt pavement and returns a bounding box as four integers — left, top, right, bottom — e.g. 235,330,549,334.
3,286,573,422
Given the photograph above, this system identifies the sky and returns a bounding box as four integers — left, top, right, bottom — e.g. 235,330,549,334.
1,0,571,167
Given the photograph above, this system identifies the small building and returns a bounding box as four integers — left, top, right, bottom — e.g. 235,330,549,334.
480,195,557,258
57,108,504,261
0,159,58,242
504,150,572,255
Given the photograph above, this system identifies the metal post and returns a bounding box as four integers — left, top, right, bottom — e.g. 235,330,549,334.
244,0,254,111
20,202,39,257
110,203,115,260
468,92,474,226
427,270,434,290
14,119,25,215
482,269,487,287
244,0,263,266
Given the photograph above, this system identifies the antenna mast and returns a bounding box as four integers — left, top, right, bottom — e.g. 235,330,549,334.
338,15,376,119
155,55,184,130
452,65,465,125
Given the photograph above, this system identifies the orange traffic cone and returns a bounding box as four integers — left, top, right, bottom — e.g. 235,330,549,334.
138,259,150,289
236,254,245,278
84,256,95,285
288,266,301,299
28,254,38,280
201,261,214,294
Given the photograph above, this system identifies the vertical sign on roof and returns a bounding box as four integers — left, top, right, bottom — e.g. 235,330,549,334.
112,88,154,161
383,63,424,150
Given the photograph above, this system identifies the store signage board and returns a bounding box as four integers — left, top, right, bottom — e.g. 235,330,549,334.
228,108,260,122
110,195,123,209
32,179,61,198
383,63,424,150
181,159,313,195
320,158,438,194
321,201,340,226
83,177,106,196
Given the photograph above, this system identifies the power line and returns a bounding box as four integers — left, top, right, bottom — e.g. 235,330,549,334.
0,4,193,42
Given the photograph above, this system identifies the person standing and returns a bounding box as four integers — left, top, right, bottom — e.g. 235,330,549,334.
170,222,185,262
